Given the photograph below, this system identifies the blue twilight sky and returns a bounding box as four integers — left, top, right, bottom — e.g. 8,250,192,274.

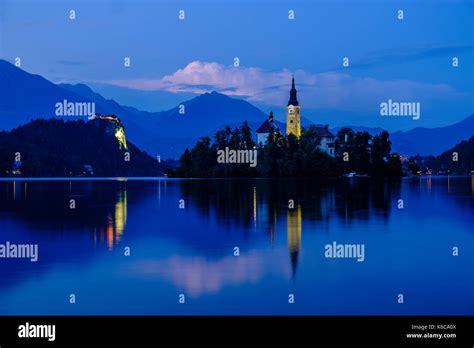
0,0,473,130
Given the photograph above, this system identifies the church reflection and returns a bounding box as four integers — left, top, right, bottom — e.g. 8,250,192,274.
1,177,471,307
249,179,400,276
286,204,302,278
181,178,400,277
0,178,403,278
251,185,303,277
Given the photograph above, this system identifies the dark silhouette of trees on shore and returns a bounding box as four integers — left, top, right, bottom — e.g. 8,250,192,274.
334,128,401,177
169,123,402,178
409,136,474,175
0,118,163,177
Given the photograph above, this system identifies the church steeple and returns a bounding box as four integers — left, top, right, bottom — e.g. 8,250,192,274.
287,75,299,106
286,75,301,138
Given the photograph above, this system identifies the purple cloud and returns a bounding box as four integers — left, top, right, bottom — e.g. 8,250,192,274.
97,60,468,112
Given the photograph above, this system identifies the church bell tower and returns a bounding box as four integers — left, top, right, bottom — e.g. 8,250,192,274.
286,75,301,138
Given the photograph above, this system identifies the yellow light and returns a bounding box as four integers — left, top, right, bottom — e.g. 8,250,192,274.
114,190,127,240
114,126,128,150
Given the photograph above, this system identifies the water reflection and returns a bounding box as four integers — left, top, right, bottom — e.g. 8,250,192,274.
179,179,401,277
0,178,402,280
0,177,472,315
179,179,399,227
97,189,128,250
0,180,131,251
287,204,302,278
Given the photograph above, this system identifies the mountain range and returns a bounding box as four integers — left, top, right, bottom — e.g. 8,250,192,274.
389,116,474,156
0,59,472,158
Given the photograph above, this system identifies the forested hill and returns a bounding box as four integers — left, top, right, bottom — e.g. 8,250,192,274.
0,118,163,177
411,136,474,175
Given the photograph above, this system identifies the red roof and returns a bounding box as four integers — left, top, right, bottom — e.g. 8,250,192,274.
256,119,278,133
313,127,335,138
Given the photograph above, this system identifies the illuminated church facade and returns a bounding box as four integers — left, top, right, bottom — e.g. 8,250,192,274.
286,76,301,138
256,76,335,157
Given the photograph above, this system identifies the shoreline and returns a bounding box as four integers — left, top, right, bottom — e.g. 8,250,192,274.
0,174,471,181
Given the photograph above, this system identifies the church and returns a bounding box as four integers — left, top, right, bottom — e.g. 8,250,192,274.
255,76,335,157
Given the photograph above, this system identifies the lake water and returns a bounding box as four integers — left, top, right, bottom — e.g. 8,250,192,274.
0,177,472,315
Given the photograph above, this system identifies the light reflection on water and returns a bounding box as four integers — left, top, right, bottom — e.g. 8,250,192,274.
0,177,472,315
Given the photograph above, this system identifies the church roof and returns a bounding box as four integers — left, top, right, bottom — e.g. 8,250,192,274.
287,75,299,106
256,119,278,133
313,127,335,138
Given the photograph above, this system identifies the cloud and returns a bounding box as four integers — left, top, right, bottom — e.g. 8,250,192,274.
98,60,467,112
126,248,291,297
348,45,474,71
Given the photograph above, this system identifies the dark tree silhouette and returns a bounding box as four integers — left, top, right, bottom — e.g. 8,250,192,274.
169,122,404,178
0,118,163,177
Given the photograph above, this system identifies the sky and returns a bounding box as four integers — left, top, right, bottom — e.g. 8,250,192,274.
0,0,473,130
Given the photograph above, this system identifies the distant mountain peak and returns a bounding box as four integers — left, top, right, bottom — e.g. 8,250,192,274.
2,59,472,159
0,58,53,84
390,113,474,156
198,90,230,99
63,83,95,93
59,82,105,102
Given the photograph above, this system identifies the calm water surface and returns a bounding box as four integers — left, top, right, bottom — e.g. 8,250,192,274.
0,177,472,315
